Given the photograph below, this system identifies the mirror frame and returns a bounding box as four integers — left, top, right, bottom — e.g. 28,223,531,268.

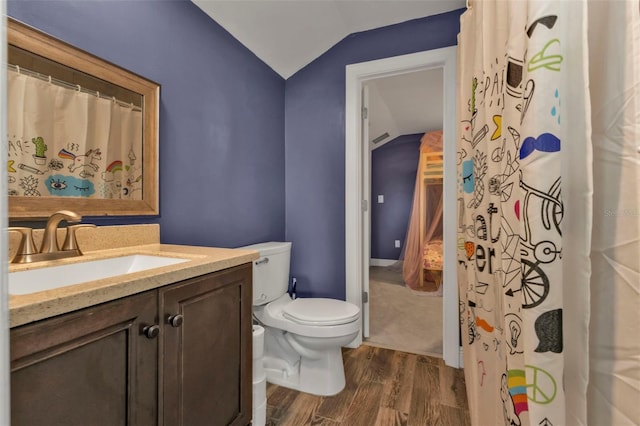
7,18,160,219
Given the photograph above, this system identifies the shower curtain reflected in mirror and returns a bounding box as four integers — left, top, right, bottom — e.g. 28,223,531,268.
7,68,143,200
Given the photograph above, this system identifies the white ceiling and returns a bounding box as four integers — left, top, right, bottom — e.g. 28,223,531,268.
192,0,465,79
192,0,460,142
367,68,443,148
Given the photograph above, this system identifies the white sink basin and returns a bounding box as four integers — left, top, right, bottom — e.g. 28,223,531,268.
9,254,189,295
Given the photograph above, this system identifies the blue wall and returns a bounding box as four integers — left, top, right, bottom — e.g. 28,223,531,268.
8,0,286,248
7,2,462,300
370,134,421,260
284,10,462,299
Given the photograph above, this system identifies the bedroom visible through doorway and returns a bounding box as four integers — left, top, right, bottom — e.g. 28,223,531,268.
345,46,460,368
366,69,445,356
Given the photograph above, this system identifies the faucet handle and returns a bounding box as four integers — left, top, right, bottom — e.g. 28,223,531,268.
8,227,37,263
62,224,96,253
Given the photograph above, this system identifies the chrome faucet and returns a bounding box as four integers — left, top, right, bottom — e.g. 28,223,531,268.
9,210,95,263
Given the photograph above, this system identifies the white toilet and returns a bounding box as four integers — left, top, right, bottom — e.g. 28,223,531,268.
241,241,361,396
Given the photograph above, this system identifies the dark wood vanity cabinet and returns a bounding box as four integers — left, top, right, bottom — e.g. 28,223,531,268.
160,264,252,426
9,263,252,426
10,290,159,426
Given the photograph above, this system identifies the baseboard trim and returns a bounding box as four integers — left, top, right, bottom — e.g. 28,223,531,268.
369,258,397,267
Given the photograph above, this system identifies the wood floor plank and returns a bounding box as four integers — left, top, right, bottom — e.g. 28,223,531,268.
309,415,341,425
439,364,468,409
276,392,324,426
362,346,395,383
380,351,418,414
266,382,278,398
408,401,441,426
439,404,472,426
375,406,409,426
315,345,372,421
418,353,443,366
351,344,377,364
408,356,441,424
265,384,300,421
341,381,385,426
264,346,471,426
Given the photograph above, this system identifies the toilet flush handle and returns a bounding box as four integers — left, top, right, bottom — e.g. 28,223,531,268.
255,257,269,266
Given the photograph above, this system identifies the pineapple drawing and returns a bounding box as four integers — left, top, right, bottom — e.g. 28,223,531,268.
19,175,41,197
468,151,488,209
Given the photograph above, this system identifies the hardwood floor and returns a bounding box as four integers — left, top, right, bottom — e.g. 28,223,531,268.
265,344,471,426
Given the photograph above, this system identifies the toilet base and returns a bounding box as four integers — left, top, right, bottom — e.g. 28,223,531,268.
263,347,346,396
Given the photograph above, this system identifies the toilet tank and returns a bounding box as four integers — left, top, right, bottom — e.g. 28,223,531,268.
238,241,291,306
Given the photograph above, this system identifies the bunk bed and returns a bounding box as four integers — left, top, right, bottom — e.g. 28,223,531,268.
418,149,444,290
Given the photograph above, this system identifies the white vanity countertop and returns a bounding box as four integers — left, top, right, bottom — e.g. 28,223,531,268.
9,243,259,328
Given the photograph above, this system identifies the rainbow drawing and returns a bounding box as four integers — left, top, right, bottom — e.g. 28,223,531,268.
106,160,123,173
58,148,76,160
508,369,529,416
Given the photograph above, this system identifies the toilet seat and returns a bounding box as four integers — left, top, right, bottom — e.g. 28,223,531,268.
283,298,360,326
257,294,361,338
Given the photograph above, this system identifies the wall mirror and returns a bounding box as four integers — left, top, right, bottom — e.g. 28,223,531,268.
7,18,159,219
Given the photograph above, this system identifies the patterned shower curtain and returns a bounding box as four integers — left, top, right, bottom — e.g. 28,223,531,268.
457,1,594,425
7,69,143,200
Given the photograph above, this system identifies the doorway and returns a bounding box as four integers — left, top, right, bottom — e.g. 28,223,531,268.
366,69,444,356
345,47,461,368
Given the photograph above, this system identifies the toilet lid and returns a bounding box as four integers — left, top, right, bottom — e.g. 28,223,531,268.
282,298,360,326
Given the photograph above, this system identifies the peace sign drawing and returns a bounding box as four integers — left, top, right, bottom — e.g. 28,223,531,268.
525,365,557,404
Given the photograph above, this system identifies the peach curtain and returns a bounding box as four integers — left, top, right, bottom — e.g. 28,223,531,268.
401,130,443,290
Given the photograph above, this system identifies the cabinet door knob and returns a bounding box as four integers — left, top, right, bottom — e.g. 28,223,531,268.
167,314,184,328
142,324,160,339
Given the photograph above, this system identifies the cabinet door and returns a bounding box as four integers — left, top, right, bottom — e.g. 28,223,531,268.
10,291,158,426
160,264,252,426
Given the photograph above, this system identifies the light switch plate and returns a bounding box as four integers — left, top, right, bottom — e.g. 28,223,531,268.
395,240,401,248
378,195,384,203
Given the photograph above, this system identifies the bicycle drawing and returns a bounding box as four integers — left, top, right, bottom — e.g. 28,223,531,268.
511,175,563,309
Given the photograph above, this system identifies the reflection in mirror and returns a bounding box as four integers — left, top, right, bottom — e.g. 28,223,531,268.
9,45,144,108
8,46,144,200
7,18,159,219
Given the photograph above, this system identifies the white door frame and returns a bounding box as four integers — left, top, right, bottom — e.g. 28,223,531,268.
360,84,371,338
345,46,461,367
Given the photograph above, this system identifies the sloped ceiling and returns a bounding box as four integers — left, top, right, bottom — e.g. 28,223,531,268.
192,0,461,141
192,0,465,79
368,68,443,148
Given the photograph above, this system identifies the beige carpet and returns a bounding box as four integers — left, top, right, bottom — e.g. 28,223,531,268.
367,266,443,357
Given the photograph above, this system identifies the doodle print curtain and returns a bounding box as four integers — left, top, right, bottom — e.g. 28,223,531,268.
457,1,596,425
7,69,143,199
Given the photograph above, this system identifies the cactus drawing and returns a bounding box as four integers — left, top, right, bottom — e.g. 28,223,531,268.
32,137,48,165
